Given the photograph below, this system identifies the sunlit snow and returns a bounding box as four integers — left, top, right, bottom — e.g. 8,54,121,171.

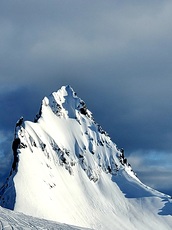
0,85,172,230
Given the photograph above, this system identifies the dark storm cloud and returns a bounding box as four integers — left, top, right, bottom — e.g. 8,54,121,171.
1,0,172,86
0,87,42,130
1,0,172,193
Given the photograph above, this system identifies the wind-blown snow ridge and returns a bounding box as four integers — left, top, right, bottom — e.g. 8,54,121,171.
1,85,172,230
0,206,92,230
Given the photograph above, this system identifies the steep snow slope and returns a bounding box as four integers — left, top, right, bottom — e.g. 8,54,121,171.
1,85,172,230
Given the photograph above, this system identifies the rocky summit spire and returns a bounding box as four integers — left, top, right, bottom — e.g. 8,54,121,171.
34,85,93,122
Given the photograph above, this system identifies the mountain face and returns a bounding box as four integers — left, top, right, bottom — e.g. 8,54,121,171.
0,85,172,230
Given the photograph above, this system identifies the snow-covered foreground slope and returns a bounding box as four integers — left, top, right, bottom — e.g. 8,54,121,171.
0,206,92,230
1,85,172,230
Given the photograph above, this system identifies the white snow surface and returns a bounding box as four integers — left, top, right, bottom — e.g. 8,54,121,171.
0,206,92,230
1,85,172,230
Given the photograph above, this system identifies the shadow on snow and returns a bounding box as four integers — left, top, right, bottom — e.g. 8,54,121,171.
112,173,172,216
158,198,172,216
111,174,154,198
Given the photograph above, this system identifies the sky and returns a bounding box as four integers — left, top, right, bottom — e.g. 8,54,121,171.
0,0,172,195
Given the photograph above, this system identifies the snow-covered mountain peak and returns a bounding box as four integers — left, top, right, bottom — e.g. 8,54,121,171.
14,85,131,183
1,85,172,230
39,85,92,120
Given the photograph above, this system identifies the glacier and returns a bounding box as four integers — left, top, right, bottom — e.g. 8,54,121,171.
0,85,172,230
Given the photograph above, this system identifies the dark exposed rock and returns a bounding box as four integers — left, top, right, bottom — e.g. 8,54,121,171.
16,117,23,127
12,138,20,171
34,107,42,122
